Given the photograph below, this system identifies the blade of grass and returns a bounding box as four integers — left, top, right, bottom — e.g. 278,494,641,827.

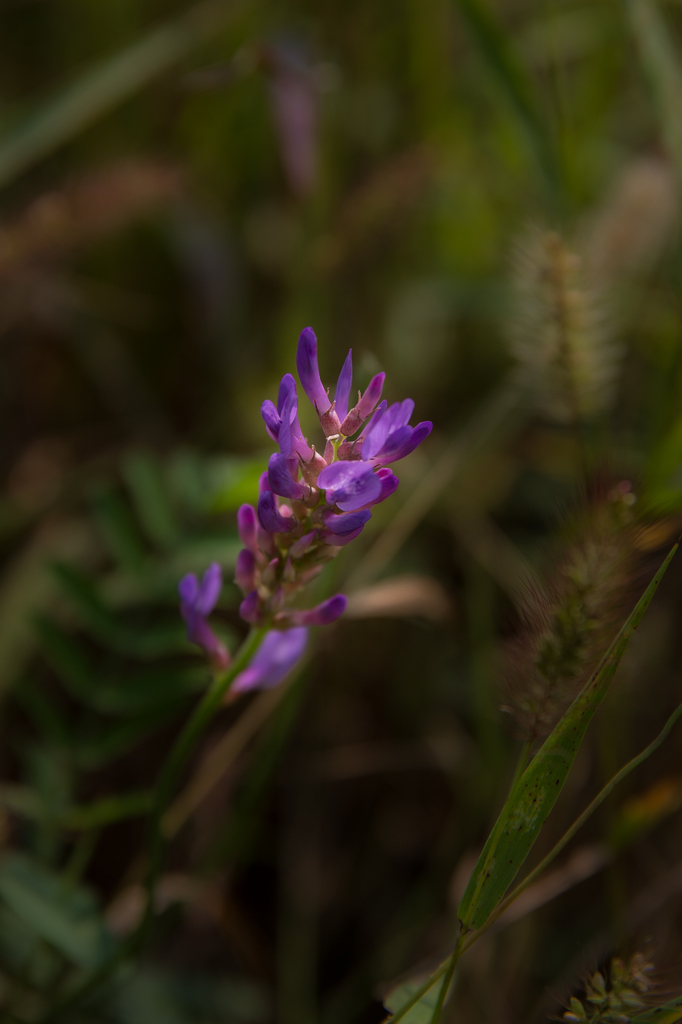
0,0,246,190
454,0,562,207
385,697,682,1019
625,0,682,179
462,695,682,946
458,543,677,931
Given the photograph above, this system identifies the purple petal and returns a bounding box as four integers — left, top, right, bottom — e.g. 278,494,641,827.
259,472,271,494
289,594,347,626
357,372,385,418
232,627,309,694
237,504,258,552
239,590,261,624
178,573,199,607
268,452,306,499
277,390,297,459
261,400,280,442
258,490,296,533
296,327,330,413
362,402,392,460
317,461,382,511
334,350,353,423
373,421,433,463
340,372,385,435
289,530,318,558
277,373,298,413
183,612,229,669
319,525,366,546
195,563,222,616
235,549,256,592
321,508,372,535
374,467,400,503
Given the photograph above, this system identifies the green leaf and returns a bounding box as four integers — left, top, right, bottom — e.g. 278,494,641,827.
384,978,443,1024
64,791,152,830
625,0,682,181
122,451,181,550
454,0,561,205
35,618,204,713
458,544,677,932
52,563,188,658
90,484,147,573
0,0,245,190
34,617,96,703
72,704,188,769
0,854,116,969
209,458,269,513
631,997,682,1024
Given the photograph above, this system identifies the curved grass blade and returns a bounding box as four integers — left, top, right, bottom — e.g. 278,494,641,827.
0,0,245,191
458,543,677,932
625,0,682,180
631,997,682,1024
454,0,562,206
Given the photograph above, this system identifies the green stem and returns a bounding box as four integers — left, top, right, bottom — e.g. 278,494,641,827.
388,963,449,1024
139,626,266,942
428,936,463,1024
37,626,267,1024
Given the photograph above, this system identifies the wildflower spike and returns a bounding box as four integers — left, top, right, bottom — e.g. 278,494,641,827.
180,326,431,680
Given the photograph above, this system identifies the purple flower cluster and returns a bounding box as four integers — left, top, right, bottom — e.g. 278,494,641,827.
179,327,431,694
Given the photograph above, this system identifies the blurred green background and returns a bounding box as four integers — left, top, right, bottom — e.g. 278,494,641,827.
1,0,682,1020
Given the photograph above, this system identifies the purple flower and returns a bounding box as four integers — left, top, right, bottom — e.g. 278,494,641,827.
239,589,261,625
289,531,318,558
237,504,258,553
261,373,312,460
232,627,309,694
258,490,296,533
317,461,382,511
361,399,432,464
235,549,256,593
178,564,230,670
321,508,372,535
227,325,431,633
286,594,347,626
372,467,399,504
296,327,330,414
340,372,385,436
268,452,308,500
334,350,353,423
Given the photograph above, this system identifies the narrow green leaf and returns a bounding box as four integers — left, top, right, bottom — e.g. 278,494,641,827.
383,977,443,1023
454,0,561,204
90,484,147,573
458,544,677,932
72,704,188,769
63,791,152,830
0,0,245,190
0,854,116,968
122,451,180,550
52,563,188,658
34,617,95,702
625,0,682,180
631,997,682,1024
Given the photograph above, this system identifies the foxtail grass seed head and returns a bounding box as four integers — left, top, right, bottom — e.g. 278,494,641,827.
562,953,655,1022
510,230,620,423
502,484,641,743
179,327,432,691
